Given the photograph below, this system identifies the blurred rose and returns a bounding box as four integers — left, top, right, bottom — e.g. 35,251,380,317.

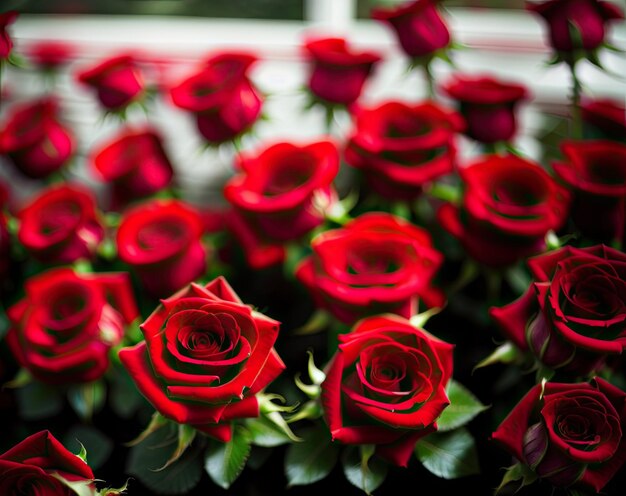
438,154,570,267
169,51,262,144
0,98,75,179
116,199,207,298
582,97,626,142
18,183,104,264
224,140,339,269
7,268,138,384
119,276,285,441
27,40,75,70
0,11,18,60
345,100,463,200
296,212,444,324
441,73,529,144
322,314,453,466
490,244,626,376
492,378,626,492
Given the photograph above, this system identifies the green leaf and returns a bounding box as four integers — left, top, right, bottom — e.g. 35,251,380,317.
16,381,64,420
3,368,33,389
63,425,113,471
67,381,106,421
495,462,537,495
109,364,144,419
341,445,388,495
473,342,519,372
246,446,273,470
436,380,489,432
245,416,293,447
155,424,196,471
415,428,480,479
204,424,252,489
284,425,339,487
126,423,203,495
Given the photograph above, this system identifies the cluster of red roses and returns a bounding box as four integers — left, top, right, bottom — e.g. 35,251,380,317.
0,1,625,495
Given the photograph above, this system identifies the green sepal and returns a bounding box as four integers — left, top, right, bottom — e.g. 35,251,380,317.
473,342,520,372
97,479,129,496
415,427,480,479
436,380,489,432
494,462,538,495
286,399,323,423
3,368,33,389
341,444,388,495
154,424,197,471
245,415,294,447
204,424,252,490
291,310,330,336
125,412,169,447
409,306,442,329
50,473,95,496
257,393,302,442
64,425,113,471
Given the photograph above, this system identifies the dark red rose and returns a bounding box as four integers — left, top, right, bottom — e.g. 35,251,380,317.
18,183,104,264
27,40,75,70
76,54,144,110
0,11,18,60
582,97,626,142
118,277,285,441
169,51,262,144
526,0,624,56
321,314,453,467
116,199,207,298
437,154,570,268
553,140,626,243
6,268,138,384
441,73,529,144
90,125,174,210
490,245,626,376
344,100,463,200
0,98,75,179
0,430,95,496
492,378,626,493
302,36,381,106
224,140,339,269
296,212,444,324
371,0,450,59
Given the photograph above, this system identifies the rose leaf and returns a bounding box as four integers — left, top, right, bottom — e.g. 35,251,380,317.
415,427,480,479
284,425,339,487
341,445,388,495
204,424,252,489
436,379,489,432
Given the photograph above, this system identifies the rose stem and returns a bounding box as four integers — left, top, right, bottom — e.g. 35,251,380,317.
567,60,583,140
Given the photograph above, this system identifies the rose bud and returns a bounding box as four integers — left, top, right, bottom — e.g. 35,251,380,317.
344,100,463,201
296,212,444,324
371,0,450,60
302,36,381,106
581,97,626,142
438,154,570,268
17,183,104,264
116,199,207,299
27,40,75,70
492,378,626,493
0,98,75,179
7,267,138,384
552,140,626,244
169,51,262,145
223,139,339,269
441,73,530,144
118,276,285,441
0,11,18,60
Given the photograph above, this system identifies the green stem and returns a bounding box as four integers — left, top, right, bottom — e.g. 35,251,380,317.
423,62,435,100
568,61,583,140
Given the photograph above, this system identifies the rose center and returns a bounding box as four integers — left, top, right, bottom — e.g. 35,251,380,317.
137,221,185,250
264,155,316,196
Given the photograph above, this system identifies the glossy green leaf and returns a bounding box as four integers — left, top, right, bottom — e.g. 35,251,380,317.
415,428,480,479
284,425,339,487
341,445,388,495
204,424,252,489
436,380,489,432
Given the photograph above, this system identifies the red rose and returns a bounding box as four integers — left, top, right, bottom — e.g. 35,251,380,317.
0,98,75,179
302,36,381,106
490,245,626,376
492,378,626,492
7,267,138,384
90,125,174,210
371,0,450,59
0,430,95,495
526,0,624,56
321,314,453,467
224,140,339,269
116,199,207,298
582,97,626,142
344,100,463,200
0,11,18,60
27,40,75,70
118,277,285,441
76,54,144,110
296,212,444,324
437,154,570,268
441,73,529,144
553,140,626,243
169,51,262,144
17,183,104,264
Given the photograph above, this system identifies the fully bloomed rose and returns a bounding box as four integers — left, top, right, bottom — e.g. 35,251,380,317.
344,100,463,200
303,36,381,106
0,11,18,60
526,0,624,58
0,430,95,495
321,314,453,466
7,268,138,384
116,199,207,298
18,183,104,264
371,0,450,60
296,212,444,324
76,54,144,110
553,140,626,243
492,378,626,493
441,74,529,144
490,245,626,376
118,277,285,441
582,97,626,142
437,154,570,268
224,140,339,269
169,51,262,144
0,98,75,179
90,125,174,210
